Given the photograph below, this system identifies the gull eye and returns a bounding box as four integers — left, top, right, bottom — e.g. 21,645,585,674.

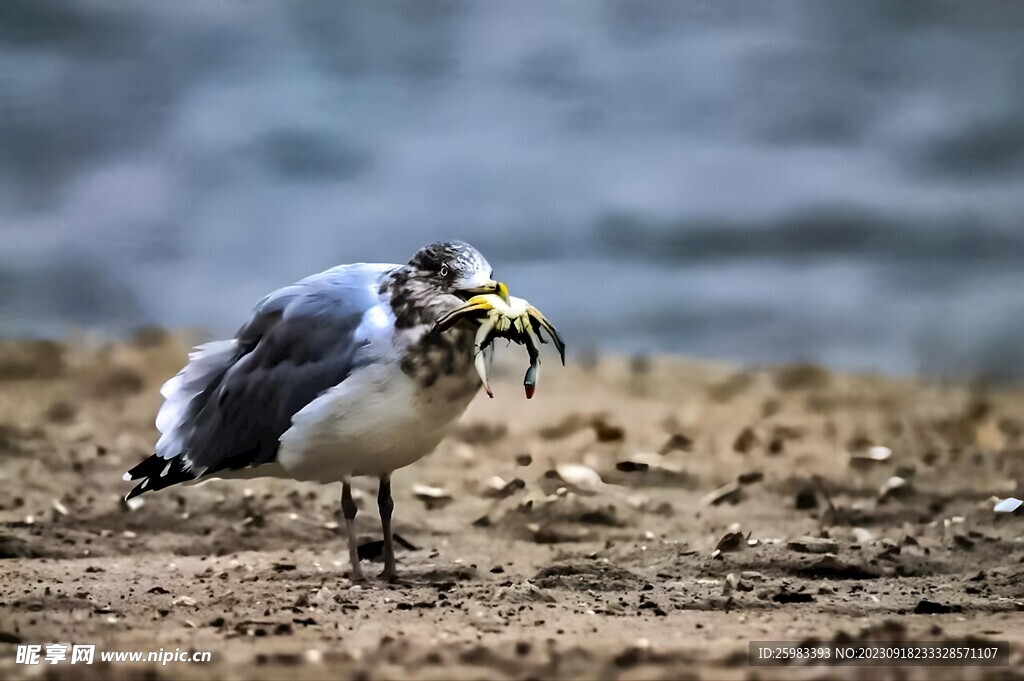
439,264,449,278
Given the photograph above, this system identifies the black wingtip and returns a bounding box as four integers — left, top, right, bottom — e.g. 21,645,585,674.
125,480,148,502
122,454,196,500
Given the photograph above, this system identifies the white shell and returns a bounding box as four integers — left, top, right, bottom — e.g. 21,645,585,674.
555,464,604,493
867,446,893,461
993,497,1023,513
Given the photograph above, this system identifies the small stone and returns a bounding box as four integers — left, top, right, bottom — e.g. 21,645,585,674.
794,486,818,510
787,536,838,554
716,531,745,553
737,471,764,485
551,464,606,495
850,527,874,545
311,586,333,605
850,446,893,468
701,481,743,507
616,460,650,473
723,573,738,594
724,573,751,593
659,433,693,454
412,484,453,510
772,590,814,604
592,417,625,442
878,476,913,502
952,534,974,551
482,476,526,499
733,427,758,454
868,446,893,461
914,599,960,615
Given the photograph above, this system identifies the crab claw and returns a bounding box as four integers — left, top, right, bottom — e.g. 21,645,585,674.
527,306,566,365
431,296,495,335
524,362,538,399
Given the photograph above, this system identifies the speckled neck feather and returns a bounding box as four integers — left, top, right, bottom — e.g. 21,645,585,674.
382,266,479,397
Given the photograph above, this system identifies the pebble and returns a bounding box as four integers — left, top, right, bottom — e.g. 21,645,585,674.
733,427,758,453
737,470,764,485
659,433,693,454
482,476,526,499
701,481,743,507
552,464,606,495
878,476,912,501
411,484,453,509
787,536,838,554
716,531,745,553
850,527,874,545
850,446,893,467
794,486,818,510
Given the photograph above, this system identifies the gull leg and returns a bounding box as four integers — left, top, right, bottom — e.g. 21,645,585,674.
377,475,397,582
341,480,364,582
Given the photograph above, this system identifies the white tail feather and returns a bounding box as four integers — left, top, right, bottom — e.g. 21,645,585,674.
154,340,238,460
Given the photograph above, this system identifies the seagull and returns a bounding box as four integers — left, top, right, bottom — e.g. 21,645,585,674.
122,241,510,581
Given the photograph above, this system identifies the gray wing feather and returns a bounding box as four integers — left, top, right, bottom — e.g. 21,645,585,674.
132,264,396,494
186,263,396,474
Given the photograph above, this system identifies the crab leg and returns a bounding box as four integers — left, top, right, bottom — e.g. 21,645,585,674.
523,327,542,399
527,306,566,365
474,318,496,397
431,298,495,334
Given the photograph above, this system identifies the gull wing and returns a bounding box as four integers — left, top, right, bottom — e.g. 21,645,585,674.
123,263,396,499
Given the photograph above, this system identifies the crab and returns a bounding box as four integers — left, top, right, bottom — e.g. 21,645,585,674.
431,290,566,399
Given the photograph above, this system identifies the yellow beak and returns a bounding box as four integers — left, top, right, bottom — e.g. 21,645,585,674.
462,280,510,304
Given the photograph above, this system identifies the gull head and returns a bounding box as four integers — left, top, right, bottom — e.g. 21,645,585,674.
408,240,510,303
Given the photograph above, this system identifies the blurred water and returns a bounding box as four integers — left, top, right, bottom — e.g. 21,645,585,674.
2,1,1024,378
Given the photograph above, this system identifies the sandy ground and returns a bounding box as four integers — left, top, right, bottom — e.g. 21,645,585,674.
0,331,1023,680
